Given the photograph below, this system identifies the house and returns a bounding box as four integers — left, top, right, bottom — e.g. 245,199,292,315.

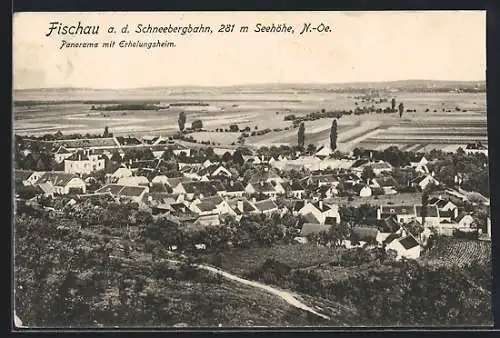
378,205,415,224
245,181,278,200
15,170,44,187
429,196,458,213
317,185,338,199
173,180,219,200
385,235,421,260
170,143,191,157
298,201,340,225
36,172,86,195
221,180,245,197
190,195,233,216
465,142,488,156
151,175,170,185
415,205,441,227
289,181,306,199
227,198,260,218
64,150,106,175
371,176,398,195
198,164,232,179
117,176,150,187
315,145,333,159
288,199,306,216
456,213,475,228
165,176,192,189
370,161,393,176
95,184,149,203
53,146,74,163
359,185,372,197
410,174,439,190
111,167,134,181
308,174,340,188
410,156,430,174
363,216,402,244
253,199,279,215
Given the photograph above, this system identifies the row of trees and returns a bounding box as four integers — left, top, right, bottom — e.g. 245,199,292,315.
297,119,338,152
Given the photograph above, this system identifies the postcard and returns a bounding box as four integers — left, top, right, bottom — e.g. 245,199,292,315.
12,11,490,328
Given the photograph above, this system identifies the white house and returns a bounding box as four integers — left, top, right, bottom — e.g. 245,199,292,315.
245,181,278,200
15,170,45,186
253,199,279,215
465,142,488,156
36,172,86,195
298,201,341,225
64,151,106,175
378,205,415,223
111,167,134,181
415,205,441,228
151,175,170,185
95,184,149,204
385,235,421,260
457,214,475,228
410,174,439,190
359,185,372,197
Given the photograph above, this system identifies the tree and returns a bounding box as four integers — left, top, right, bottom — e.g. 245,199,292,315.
306,144,316,155
391,98,396,112
361,166,376,182
297,122,305,150
330,119,338,151
178,112,186,132
232,150,244,166
192,119,203,131
110,151,122,163
421,188,430,227
398,102,404,118
229,124,239,132
103,126,110,138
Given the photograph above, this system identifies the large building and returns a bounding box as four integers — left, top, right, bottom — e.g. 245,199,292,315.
64,150,106,175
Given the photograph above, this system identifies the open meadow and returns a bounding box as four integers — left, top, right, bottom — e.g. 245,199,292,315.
14,89,486,152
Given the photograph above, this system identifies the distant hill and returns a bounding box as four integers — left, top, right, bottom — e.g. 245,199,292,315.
13,80,486,102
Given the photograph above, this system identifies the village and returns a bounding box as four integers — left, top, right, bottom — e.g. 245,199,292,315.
13,128,491,261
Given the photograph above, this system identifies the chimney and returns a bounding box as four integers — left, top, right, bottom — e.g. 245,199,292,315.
261,155,264,162
237,200,244,212
438,195,442,200
454,208,459,219
319,200,323,211
252,197,256,204
230,180,234,187
377,207,381,220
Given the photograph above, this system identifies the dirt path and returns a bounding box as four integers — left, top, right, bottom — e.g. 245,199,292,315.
166,259,331,321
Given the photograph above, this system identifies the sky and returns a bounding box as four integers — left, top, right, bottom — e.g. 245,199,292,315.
13,11,486,89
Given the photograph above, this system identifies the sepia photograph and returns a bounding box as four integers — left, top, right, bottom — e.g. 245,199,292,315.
12,11,491,328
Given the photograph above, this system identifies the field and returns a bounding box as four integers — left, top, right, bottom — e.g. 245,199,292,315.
14,89,487,152
422,237,491,266
197,243,342,276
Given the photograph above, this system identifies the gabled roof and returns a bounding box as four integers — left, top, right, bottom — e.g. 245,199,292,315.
166,177,192,187
181,181,218,196
310,174,339,184
227,198,259,214
410,175,434,184
65,150,90,161
54,146,72,154
36,172,79,187
290,200,305,212
456,213,474,222
120,185,148,197
253,199,278,212
374,176,398,187
290,181,305,191
398,235,420,250
415,205,440,218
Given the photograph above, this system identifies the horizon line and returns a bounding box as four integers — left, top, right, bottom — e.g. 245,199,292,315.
13,78,487,91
